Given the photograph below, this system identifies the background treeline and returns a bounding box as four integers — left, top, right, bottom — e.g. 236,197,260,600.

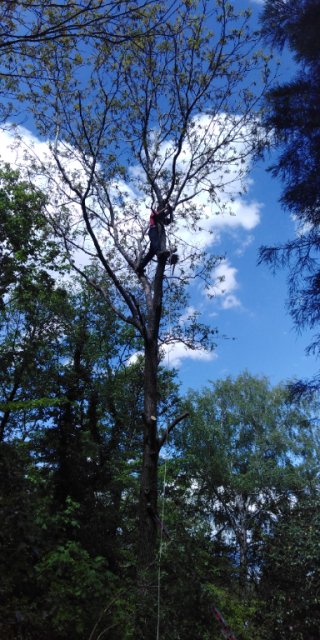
1,167,320,640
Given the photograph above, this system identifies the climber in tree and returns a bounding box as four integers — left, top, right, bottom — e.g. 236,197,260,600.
136,202,173,275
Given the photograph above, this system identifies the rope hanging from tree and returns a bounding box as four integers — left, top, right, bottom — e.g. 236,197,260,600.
156,246,175,640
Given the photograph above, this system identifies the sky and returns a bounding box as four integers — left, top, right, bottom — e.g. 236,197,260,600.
177,164,317,392
176,0,319,391
1,0,318,394
163,0,319,391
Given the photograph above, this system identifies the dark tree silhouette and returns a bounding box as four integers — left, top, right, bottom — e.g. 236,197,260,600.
259,0,320,395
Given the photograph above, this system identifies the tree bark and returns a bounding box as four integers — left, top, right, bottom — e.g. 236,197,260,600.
135,256,167,638
136,337,160,638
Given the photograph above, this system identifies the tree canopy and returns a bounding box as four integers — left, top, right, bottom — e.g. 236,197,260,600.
0,0,167,122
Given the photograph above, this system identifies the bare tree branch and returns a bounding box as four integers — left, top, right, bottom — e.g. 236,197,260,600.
157,410,189,450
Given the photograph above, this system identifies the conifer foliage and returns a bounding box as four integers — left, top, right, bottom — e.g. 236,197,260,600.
259,0,320,393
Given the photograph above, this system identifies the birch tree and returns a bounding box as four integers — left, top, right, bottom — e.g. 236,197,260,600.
177,373,319,593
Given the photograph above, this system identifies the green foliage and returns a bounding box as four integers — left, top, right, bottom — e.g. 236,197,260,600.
0,441,40,639
0,443,128,640
172,373,318,614
1,359,320,639
259,0,320,393
0,0,160,121
0,278,143,639
0,164,63,307
258,496,320,640
35,540,114,639
1,5,320,638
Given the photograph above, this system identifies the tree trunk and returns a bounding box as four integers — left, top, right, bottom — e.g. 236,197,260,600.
136,336,160,638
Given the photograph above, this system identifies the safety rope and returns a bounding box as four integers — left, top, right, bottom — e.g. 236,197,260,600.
154,244,239,640
212,606,238,640
156,242,174,640
156,448,168,640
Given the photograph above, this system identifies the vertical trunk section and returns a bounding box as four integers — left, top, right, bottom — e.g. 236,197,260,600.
136,337,160,639
135,257,166,639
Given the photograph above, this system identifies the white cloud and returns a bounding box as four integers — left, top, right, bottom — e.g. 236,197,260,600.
0,117,262,250
130,111,262,258
218,199,261,231
0,126,51,176
0,126,146,261
235,234,255,256
160,341,216,368
0,116,260,317
178,306,198,325
206,259,242,309
208,260,239,297
221,294,241,310
127,341,215,369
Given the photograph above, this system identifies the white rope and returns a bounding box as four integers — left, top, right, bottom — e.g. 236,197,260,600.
156,452,168,640
156,247,174,640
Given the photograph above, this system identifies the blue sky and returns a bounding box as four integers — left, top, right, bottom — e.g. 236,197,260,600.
174,0,319,391
178,162,317,392
1,0,317,394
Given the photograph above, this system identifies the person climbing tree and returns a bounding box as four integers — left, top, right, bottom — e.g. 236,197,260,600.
136,202,173,275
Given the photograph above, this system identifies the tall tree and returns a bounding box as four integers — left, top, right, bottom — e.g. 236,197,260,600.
7,2,270,634
0,164,68,441
259,0,320,394
258,495,320,640
0,164,62,307
0,165,180,638
0,276,136,638
176,373,318,594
